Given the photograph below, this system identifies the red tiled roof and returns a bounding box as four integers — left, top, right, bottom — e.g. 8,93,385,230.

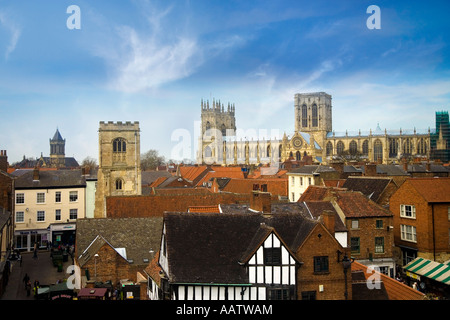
178,166,208,182
323,179,347,187
351,261,425,300
221,178,287,196
335,191,392,218
406,177,450,203
196,167,244,186
149,176,168,188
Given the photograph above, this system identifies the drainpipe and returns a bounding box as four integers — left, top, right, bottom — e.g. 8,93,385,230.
431,204,436,261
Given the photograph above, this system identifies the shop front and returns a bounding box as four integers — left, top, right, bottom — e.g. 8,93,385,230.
49,223,76,246
14,229,49,251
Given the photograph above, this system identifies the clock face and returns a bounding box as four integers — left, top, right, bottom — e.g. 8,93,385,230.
292,136,303,149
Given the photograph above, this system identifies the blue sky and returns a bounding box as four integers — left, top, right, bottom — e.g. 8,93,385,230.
0,0,449,164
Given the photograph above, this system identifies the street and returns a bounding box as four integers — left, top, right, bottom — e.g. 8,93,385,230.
1,249,73,300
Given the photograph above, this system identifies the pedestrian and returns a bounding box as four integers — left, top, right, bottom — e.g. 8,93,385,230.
26,280,31,297
23,273,30,289
33,242,38,259
18,253,22,266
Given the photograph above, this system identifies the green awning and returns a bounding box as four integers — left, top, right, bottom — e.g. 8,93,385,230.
404,258,450,285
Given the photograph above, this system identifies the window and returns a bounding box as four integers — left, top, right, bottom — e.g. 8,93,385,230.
311,104,318,127
300,177,303,186
16,193,24,204
326,142,333,156
116,179,123,190
313,256,329,273
401,225,417,243
291,192,295,202
267,288,294,300
375,237,384,253
336,141,345,155
351,237,360,254
113,138,126,152
16,211,24,223
55,209,61,221
374,139,383,161
376,220,383,229
308,177,312,185
36,192,45,204
301,291,316,300
301,105,307,127
37,211,45,222
362,140,369,156
69,209,78,220
55,191,61,203
400,205,416,219
290,176,295,186
69,191,78,202
264,247,281,266
351,220,359,229
349,140,358,156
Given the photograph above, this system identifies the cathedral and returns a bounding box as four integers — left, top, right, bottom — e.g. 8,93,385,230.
197,92,449,166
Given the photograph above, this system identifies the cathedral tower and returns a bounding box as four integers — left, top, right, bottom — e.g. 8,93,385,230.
94,121,142,218
294,92,332,149
198,98,236,164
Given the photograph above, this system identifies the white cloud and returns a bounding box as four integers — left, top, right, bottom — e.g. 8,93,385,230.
0,12,21,60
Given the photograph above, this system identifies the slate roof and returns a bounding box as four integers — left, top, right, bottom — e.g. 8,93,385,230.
370,164,409,176
287,165,336,175
162,209,317,284
301,201,347,232
141,171,172,186
343,177,394,202
14,169,86,189
75,217,163,267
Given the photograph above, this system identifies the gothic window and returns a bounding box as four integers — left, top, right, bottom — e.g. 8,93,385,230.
205,121,211,136
221,124,226,137
115,179,123,190
326,142,333,156
312,104,318,127
267,145,271,157
374,139,383,161
113,138,126,153
418,138,427,154
349,140,357,156
204,146,212,158
389,138,398,158
279,145,282,159
336,141,345,155
403,138,412,155
296,151,301,161
301,105,308,127
362,140,369,156
289,151,293,158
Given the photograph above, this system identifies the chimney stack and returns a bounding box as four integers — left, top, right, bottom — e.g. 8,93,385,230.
250,191,272,214
33,167,40,181
364,163,377,176
0,150,7,172
321,210,335,236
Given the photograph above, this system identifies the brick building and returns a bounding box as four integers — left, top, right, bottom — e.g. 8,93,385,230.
390,177,450,265
299,185,395,277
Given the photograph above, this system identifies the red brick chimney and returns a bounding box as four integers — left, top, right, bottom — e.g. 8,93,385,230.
364,163,377,176
321,210,335,236
0,150,8,172
250,191,272,213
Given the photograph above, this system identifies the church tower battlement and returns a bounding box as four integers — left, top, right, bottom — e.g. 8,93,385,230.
94,121,141,218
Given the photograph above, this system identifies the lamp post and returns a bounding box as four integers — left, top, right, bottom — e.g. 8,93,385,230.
342,255,352,300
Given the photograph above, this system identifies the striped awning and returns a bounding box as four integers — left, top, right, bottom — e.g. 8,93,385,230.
403,257,450,285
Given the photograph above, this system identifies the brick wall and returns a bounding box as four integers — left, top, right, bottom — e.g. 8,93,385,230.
297,224,352,300
391,181,450,262
347,216,394,260
0,173,13,212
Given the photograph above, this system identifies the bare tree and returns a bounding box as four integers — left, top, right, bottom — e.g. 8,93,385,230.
141,149,165,171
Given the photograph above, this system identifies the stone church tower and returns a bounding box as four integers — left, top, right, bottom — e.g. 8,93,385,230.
94,121,142,218
50,128,66,167
198,98,236,164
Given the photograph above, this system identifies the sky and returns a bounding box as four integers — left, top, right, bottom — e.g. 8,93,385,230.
0,0,449,164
